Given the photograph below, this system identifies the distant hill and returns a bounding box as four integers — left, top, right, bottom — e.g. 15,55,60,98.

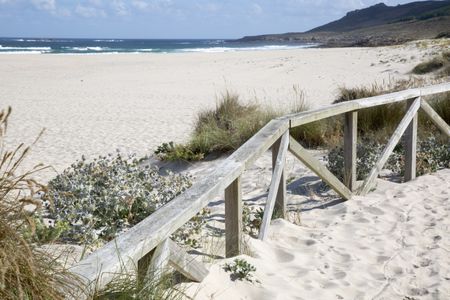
238,1,450,47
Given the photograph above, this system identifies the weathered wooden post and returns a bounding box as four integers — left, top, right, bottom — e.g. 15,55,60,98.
225,177,242,257
404,98,419,181
344,111,357,191
272,136,286,218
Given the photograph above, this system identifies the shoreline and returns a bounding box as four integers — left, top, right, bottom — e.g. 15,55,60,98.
0,40,445,181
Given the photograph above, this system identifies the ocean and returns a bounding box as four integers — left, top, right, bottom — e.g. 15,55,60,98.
0,37,316,54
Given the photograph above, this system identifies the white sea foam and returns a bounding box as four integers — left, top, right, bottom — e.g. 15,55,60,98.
93,39,124,42
63,46,106,51
0,45,51,50
0,51,44,54
180,44,316,53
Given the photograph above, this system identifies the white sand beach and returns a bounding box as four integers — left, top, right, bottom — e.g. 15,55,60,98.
186,169,450,299
0,40,445,180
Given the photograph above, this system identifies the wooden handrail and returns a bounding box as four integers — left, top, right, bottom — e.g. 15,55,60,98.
71,82,450,295
71,118,289,290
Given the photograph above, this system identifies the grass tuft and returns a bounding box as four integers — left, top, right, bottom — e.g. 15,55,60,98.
189,92,277,154
0,107,83,300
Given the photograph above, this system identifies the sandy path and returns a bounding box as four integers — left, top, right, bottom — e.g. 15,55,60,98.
187,169,450,300
0,41,443,180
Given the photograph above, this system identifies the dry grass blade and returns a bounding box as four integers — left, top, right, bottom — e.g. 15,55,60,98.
0,106,85,299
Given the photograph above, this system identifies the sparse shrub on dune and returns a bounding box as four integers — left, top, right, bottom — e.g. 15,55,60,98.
0,107,82,300
327,80,450,180
326,136,449,180
155,92,284,160
44,152,207,247
412,57,445,74
188,92,277,155
412,51,450,75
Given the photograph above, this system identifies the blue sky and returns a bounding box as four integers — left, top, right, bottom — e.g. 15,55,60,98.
0,0,419,39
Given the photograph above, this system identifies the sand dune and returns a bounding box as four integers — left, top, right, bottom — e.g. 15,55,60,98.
186,169,450,299
0,40,445,181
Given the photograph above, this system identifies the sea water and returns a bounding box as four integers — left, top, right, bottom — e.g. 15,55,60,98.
0,37,316,54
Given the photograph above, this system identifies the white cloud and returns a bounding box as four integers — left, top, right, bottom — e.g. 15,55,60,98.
89,0,103,6
31,0,55,11
251,3,263,15
198,3,220,13
76,4,106,18
132,0,149,10
112,0,128,16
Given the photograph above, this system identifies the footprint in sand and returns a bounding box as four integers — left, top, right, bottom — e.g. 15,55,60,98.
354,217,370,223
329,249,352,264
275,248,295,263
304,239,316,246
377,255,390,263
295,267,309,277
333,270,347,279
363,206,385,215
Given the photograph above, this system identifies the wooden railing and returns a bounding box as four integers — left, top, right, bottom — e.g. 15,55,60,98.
70,82,450,294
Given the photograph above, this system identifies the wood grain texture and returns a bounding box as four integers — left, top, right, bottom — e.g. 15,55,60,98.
404,98,418,181
272,135,287,219
420,99,450,138
288,82,450,127
70,119,289,290
344,111,358,191
167,240,209,282
259,131,289,240
360,97,421,195
70,83,449,293
289,136,352,200
225,176,242,257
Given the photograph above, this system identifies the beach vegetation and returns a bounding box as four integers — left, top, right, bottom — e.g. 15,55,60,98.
93,268,185,300
223,259,258,283
0,107,83,300
326,136,449,181
242,204,264,237
155,89,313,160
412,56,446,74
43,152,210,249
188,92,277,154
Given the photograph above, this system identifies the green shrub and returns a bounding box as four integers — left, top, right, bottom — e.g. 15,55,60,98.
154,141,204,161
189,92,276,154
326,139,403,181
45,152,194,245
242,204,264,237
437,64,450,78
223,259,258,283
155,92,282,160
326,137,450,180
412,57,445,74
442,51,450,62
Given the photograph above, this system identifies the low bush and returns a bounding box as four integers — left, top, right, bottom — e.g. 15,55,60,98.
223,259,258,283
155,141,204,161
242,204,264,237
43,152,211,248
326,136,450,181
188,92,277,155
412,57,446,74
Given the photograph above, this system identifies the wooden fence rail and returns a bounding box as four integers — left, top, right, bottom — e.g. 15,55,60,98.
71,82,450,296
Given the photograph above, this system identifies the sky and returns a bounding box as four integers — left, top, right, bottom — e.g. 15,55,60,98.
0,0,422,39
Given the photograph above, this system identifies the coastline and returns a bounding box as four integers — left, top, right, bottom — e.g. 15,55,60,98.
0,40,445,181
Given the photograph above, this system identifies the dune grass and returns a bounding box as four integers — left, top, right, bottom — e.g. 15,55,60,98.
0,107,83,300
412,51,450,75
156,79,449,161
188,92,279,155
155,91,308,160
